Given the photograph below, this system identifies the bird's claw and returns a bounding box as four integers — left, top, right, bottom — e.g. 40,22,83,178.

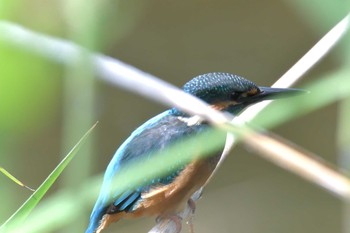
185,199,196,233
156,214,183,233
187,199,196,214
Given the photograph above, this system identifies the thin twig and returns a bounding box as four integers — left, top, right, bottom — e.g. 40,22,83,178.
239,12,350,123
0,21,229,126
245,130,350,198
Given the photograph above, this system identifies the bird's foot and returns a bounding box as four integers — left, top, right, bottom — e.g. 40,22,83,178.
156,214,183,233
186,199,196,233
187,198,196,214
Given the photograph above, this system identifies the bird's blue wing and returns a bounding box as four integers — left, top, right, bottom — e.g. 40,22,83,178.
86,110,205,233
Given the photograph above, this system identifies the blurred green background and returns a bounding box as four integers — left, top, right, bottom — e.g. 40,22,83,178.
1,0,349,233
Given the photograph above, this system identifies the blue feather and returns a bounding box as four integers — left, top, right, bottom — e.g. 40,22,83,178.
113,190,133,207
119,192,141,210
86,111,182,232
86,109,210,232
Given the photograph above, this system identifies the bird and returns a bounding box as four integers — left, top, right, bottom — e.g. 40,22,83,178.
86,72,303,233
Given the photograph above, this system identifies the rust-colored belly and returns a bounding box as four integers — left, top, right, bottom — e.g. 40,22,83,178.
131,154,220,218
97,153,221,233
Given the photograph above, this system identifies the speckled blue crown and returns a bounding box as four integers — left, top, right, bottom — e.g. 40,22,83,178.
183,72,258,103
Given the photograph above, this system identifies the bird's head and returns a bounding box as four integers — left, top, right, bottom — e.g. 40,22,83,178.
177,72,303,115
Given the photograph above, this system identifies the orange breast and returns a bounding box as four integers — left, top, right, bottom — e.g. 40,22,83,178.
97,154,220,233
133,156,217,217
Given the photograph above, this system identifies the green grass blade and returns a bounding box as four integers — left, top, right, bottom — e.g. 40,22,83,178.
0,122,98,232
0,166,35,192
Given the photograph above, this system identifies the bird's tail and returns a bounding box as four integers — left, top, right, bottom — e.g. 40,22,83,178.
85,204,108,233
86,209,125,233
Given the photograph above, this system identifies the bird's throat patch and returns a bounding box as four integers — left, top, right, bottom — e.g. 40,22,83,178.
177,115,203,126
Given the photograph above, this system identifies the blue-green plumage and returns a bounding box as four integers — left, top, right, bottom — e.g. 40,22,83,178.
182,73,257,104
86,72,303,233
86,111,212,232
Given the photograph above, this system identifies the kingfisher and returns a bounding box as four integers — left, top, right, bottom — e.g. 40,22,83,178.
86,72,302,233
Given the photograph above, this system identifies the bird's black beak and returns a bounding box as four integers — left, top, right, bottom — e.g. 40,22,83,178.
241,86,306,105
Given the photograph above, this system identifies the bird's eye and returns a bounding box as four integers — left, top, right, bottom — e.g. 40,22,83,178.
230,92,241,100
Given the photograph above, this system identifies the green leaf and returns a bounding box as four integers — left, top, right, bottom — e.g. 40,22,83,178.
0,166,35,192
0,122,98,232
